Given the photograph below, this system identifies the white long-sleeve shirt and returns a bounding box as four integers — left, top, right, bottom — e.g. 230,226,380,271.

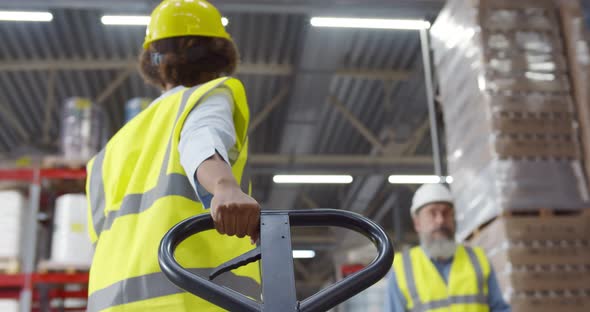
151,84,236,208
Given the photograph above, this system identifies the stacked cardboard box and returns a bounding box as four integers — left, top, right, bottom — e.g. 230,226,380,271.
432,0,590,310
431,0,589,240
468,213,590,311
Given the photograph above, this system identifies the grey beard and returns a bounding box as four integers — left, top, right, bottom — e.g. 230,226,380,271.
420,235,457,260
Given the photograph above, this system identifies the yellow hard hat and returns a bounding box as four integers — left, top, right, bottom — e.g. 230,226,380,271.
143,0,230,50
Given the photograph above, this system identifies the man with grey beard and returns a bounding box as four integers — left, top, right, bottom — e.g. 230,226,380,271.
384,184,510,312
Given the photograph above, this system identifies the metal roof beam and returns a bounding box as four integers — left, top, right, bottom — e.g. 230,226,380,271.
249,154,431,166
0,59,410,80
249,84,291,134
247,154,434,175
0,103,30,142
94,68,133,105
328,95,385,152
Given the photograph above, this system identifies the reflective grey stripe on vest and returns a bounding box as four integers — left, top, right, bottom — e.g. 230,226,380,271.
402,249,420,306
239,138,251,194
87,269,260,312
465,247,485,296
410,295,488,312
101,173,197,232
89,149,106,234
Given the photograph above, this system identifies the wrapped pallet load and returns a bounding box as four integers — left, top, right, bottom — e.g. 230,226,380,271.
558,0,590,194
49,194,93,266
61,98,108,162
431,0,590,311
0,299,19,312
0,190,25,272
430,0,589,240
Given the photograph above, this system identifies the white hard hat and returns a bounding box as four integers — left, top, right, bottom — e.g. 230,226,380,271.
410,183,453,216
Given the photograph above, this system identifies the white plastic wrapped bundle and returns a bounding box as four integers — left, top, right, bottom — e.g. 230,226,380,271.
452,159,588,240
559,0,590,195
61,97,108,161
0,190,25,258
0,300,19,312
50,194,93,265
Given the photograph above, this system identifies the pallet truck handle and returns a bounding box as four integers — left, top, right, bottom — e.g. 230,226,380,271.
159,209,394,312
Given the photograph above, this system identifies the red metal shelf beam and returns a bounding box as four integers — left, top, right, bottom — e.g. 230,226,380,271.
40,168,87,180
33,273,89,285
0,273,89,288
0,274,25,288
0,273,89,309
32,308,87,312
0,168,87,182
0,169,34,181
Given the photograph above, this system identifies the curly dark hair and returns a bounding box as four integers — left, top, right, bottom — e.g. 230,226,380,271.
139,36,239,89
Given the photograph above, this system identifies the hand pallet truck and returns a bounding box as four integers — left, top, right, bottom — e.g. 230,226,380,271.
159,209,394,311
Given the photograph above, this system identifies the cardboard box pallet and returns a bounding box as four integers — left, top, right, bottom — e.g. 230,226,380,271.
488,240,590,268
445,107,577,146
468,210,590,243
510,292,590,312
497,265,590,293
494,133,580,159
442,94,576,131
467,210,590,294
449,131,579,158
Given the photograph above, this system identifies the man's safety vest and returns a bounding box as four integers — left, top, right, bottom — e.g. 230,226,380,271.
393,245,491,312
85,77,260,312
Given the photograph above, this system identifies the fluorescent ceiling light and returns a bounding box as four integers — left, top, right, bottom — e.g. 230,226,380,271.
293,250,316,259
101,15,150,25
101,15,229,26
310,17,430,30
0,11,53,22
388,175,453,184
273,175,353,184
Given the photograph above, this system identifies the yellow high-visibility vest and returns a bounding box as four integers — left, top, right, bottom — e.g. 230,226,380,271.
85,77,260,312
393,245,491,312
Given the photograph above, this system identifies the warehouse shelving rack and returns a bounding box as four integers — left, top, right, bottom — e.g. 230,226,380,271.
0,168,87,312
